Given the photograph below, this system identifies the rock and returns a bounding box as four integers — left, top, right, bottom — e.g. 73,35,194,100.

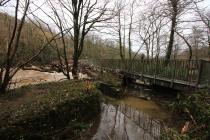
116,88,121,92
144,88,151,91
146,97,151,100
138,95,151,100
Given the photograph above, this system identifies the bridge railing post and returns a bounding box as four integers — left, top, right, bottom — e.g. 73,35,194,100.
170,60,176,88
141,59,145,80
154,59,158,84
196,59,203,87
185,60,190,83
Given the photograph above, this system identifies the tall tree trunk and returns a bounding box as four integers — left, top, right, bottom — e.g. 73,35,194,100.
208,42,210,61
128,23,132,69
0,85,7,94
188,45,192,60
0,72,10,94
165,16,176,64
165,0,178,64
72,56,79,80
208,29,210,61
72,32,79,79
146,48,150,61
72,5,80,79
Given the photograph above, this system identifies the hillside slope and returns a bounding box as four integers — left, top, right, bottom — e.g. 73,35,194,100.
0,12,123,66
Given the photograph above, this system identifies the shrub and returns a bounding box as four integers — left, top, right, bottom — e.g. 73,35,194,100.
166,91,210,139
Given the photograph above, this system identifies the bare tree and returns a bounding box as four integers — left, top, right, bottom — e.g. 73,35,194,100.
191,26,206,60
163,0,200,64
128,0,135,65
175,31,193,60
0,0,65,93
31,0,72,80
115,0,137,69
195,3,210,60
115,0,165,65
0,0,10,6
137,12,165,61
164,0,178,63
0,0,31,93
57,0,114,79
138,17,152,61
116,0,126,68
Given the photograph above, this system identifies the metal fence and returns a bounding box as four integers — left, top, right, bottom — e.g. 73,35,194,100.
88,59,210,86
198,60,210,86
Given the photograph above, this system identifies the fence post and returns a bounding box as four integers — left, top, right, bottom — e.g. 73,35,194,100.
154,59,157,84
196,59,203,88
141,59,144,80
170,60,176,88
186,60,190,82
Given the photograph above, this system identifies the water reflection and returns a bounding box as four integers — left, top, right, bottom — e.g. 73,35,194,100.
117,96,169,120
92,103,162,140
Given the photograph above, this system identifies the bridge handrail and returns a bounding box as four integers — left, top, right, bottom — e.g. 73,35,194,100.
87,59,210,86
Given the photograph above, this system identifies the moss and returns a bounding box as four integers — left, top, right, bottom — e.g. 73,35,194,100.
0,80,101,140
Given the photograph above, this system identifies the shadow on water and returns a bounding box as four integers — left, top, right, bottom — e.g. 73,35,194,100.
92,96,169,140
130,83,178,99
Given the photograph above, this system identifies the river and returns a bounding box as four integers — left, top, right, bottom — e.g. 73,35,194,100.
92,95,171,140
10,70,89,89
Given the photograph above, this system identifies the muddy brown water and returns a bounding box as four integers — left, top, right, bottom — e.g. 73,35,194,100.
92,96,171,140
10,70,89,89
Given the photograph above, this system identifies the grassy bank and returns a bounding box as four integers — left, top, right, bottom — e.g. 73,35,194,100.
0,80,101,140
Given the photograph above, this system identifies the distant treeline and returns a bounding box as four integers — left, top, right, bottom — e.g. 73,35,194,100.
0,12,142,66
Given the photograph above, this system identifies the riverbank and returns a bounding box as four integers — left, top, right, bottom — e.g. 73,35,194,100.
0,80,101,140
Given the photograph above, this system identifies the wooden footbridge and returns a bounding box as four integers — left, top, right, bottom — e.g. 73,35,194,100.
87,59,210,91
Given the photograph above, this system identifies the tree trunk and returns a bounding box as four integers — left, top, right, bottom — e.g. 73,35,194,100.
208,46,210,61
66,72,71,80
0,76,10,94
165,0,178,64
72,57,79,80
165,18,176,64
121,75,128,95
0,82,7,94
146,50,149,61
175,31,192,60
208,36,210,61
